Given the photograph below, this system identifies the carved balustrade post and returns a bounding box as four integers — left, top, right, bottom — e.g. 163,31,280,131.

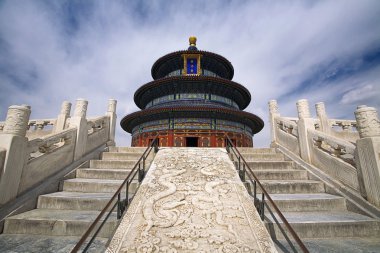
54,101,72,133
268,100,280,147
70,99,88,161
315,102,331,135
0,105,31,205
106,99,117,146
354,105,380,207
296,99,314,163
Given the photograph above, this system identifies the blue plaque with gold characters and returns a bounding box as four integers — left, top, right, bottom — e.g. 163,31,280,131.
183,54,201,76
187,58,198,74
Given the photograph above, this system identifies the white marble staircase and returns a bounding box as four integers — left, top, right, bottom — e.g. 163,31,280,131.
238,147,380,252
0,147,152,253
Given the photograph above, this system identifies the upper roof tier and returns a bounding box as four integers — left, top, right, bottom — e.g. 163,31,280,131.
151,37,234,80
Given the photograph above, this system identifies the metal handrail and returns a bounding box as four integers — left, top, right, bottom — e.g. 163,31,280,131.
71,136,159,253
225,136,309,253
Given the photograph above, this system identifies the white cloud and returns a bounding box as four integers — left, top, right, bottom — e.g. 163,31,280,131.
341,84,380,105
0,0,379,147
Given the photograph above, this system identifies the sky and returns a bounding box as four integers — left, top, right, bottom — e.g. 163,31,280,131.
0,0,379,147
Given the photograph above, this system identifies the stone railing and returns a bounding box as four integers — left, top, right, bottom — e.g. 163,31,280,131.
329,119,357,131
274,117,300,155
26,118,57,139
1,119,57,136
19,127,78,194
308,129,356,165
27,118,57,130
27,127,76,160
87,116,109,134
330,120,359,143
307,128,360,192
86,116,111,154
0,99,117,205
269,99,380,208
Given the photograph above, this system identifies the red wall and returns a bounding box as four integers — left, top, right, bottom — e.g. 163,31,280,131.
131,130,253,147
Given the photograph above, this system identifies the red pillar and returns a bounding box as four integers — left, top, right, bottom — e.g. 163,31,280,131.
138,134,142,147
211,132,216,147
168,130,174,147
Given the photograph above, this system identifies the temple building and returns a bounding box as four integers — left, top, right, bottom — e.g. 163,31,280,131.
121,37,264,147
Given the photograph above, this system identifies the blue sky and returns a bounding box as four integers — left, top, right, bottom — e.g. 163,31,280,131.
0,0,379,146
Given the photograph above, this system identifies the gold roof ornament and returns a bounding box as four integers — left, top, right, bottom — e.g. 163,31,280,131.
189,36,197,47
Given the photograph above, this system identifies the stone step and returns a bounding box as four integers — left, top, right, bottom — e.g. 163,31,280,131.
0,234,108,253
37,192,114,211
246,161,294,170
238,148,276,154
90,160,140,169
251,170,308,180
108,147,147,153
266,193,347,212
265,211,380,239
3,209,117,237
240,153,285,161
256,180,325,194
102,152,153,160
77,168,131,180
63,178,138,193
274,237,380,253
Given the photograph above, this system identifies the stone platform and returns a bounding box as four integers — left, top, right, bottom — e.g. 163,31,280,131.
106,148,277,253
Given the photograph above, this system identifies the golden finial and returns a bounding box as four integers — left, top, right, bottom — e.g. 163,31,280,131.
189,36,197,47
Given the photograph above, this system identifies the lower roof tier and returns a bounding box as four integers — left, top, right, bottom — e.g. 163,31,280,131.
120,106,264,134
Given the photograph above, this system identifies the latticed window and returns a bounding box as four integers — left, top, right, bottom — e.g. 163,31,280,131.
202,69,220,77
166,69,182,77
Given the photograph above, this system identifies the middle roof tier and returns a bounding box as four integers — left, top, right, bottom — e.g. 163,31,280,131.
134,75,252,110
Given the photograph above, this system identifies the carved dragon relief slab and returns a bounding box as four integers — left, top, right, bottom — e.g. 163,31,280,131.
106,148,277,253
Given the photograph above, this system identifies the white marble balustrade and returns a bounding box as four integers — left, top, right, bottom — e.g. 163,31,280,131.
269,99,380,207
0,99,117,206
